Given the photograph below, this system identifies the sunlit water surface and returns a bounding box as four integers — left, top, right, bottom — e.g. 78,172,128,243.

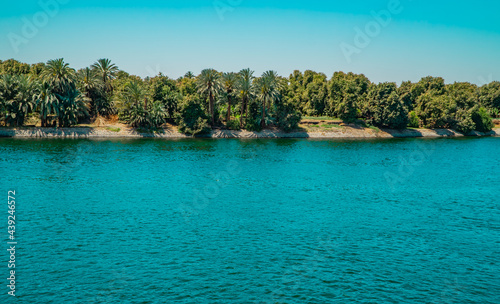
1,137,499,303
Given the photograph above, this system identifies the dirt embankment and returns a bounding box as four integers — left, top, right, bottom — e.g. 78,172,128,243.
1,124,498,139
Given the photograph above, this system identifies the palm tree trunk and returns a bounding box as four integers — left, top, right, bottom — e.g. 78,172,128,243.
226,94,232,122
261,97,266,128
209,92,215,126
240,96,246,128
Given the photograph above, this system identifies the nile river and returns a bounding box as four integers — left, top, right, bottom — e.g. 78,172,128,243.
1,137,499,303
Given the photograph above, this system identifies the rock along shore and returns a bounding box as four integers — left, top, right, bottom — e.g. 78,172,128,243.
0,126,499,139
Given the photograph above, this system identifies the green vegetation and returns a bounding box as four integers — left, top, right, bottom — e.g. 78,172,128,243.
106,127,121,132
0,59,498,134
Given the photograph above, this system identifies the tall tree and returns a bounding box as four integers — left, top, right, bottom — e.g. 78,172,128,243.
197,69,222,126
0,75,36,126
237,68,254,128
41,58,76,95
184,71,195,79
91,58,119,93
255,71,281,128
364,82,409,129
34,81,58,127
41,59,88,127
221,72,238,122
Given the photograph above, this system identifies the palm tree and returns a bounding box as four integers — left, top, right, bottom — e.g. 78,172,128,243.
34,81,58,127
222,72,238,122
255,71,281,128
197,69,222,126
184,71,195,79
77,67,115,117
78,67,101,97
237,68,254,128
124,79,146,106
56,86,88,127
41,59,81,127
0,75,36,126
13,75,36,126
41,58,76,95
91,58,119,93
0,74,16,109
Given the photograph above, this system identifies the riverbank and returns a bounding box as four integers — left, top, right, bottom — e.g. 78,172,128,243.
1,125,499,139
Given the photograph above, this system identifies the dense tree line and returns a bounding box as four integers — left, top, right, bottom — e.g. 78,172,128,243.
0,58,498,134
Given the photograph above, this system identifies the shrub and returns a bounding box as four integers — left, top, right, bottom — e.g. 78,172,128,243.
472,107,493,132
226,119,241,130
244,99,262,131
455,109,475,134
176,95,211,135
364,83,408,129
408,111,419,128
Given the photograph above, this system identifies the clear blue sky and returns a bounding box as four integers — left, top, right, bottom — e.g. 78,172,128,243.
1,0,499,84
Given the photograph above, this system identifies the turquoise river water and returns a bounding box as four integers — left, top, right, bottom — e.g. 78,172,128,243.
0,137,499,303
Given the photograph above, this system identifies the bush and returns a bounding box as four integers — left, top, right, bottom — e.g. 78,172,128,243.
472,107,493,132
455,109,475,134
335,93,358,123
244,99,262,131
364,83,408,129
126,104,149,128
226,119,241,130
176,95,211,135
408,111,419,128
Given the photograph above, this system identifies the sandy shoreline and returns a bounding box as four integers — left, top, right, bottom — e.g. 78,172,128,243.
0,126,499,139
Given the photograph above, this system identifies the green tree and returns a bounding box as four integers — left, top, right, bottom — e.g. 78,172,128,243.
56,86,88,127
197,69,222,126
254,71,281,128
149,74,181,120
237,68,254,128
0,59,31,75
184,71,195,79
221,72,238,122
0,75,36,126
34,81,58,127
302,72,328,116
91,58,119,93
364,82,409,129
41,59,89,127
472,107,494,132
478,81,500,117
176,95,210,135
41,58,76,96
77,67,114,117
328,71,370,121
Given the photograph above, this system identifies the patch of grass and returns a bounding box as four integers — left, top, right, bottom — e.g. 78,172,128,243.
321,124,342,129
302,116,339,121
106,127,121,132
368,126,381,132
